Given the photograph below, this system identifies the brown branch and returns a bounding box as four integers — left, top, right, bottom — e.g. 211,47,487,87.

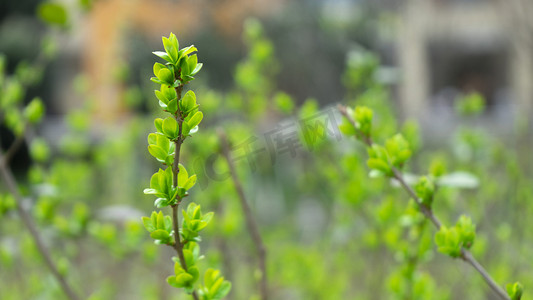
217,129,268,300
0,154,80,300
338,104,510,300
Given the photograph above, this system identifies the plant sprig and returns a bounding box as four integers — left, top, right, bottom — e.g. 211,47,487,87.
0,52,80,300
142,33,230,300
338,104,521,300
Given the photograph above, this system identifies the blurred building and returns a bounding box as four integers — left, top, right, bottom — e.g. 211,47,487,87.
80,0,285,122
397,0,533,123
33,0,533,128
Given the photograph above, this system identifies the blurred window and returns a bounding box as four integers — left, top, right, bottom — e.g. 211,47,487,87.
428,41,508,110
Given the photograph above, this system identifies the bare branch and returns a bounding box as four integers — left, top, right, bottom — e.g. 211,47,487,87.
0,153,80,300
218,129,268,300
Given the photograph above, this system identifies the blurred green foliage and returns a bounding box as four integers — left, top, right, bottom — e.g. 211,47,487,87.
0,5,529,300
37,2,68,27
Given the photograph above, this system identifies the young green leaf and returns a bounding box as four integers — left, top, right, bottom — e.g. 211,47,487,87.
37,2,68,26
180,90,197,113
157,68,174,85
187,111,203,129
178,164,189,187
153,51,172,63
183,175,197,190
154,118,164,133
153,63,166,78
148,145,168,161
24,97,45,124
150,229,170,241
162,117,178,140
162,36,179,63
506,282,523,300
167,99,178,114
141,216,156,232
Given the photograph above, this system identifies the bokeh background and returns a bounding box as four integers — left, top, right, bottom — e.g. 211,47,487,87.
1,0,532,299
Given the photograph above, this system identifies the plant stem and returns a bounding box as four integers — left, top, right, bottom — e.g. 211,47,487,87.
218,129,268,300
171,203,187,268
0,152,80,300
171,84,199,300
394,165,509,299
338,104,511,300
3,133,25,164
392,168,442,229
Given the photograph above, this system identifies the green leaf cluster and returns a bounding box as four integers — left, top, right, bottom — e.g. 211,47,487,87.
164,204,215,293
150,33,202,86
142,211,173,245
455,215,476,249
1,77,46,134
367,144,393,176
24,98,45,124
340,106,411,177
37,2,68,27
154,84,178,113
507,282,523,300
148,132,175,164
199,268,232,300
414,176,435,207
339,105,373,138
384,134,412,168
366,134,411,176
429,157,447,178
354,106,373,136
342,49,380,91
435,215,476,258
30,138,51,163
152,93,203,140
167,243,201,290
0,52,51,137
181,203,213,242
273,91,294,114
144,164,198,208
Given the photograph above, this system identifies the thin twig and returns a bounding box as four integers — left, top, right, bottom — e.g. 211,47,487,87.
338,104,510,300
0,32,80,299
171,203,187,267
3,132,26,165
392,168,442,229
0,153,80,300
171,84,199,300
218,129,268,300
